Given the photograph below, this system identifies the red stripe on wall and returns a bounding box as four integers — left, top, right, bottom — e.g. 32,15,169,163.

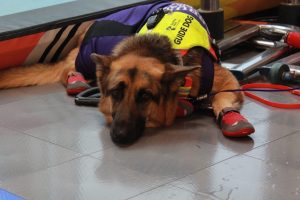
0,32,45,69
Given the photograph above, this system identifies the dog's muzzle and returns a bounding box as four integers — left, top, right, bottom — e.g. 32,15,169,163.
110,115,145,145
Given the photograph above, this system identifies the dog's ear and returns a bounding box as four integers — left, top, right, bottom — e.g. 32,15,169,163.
162,64,200,83
90,53,113,77
90,53,114,94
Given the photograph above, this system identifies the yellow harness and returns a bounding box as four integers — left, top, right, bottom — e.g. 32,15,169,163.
138,11,211,53
138,7,217,100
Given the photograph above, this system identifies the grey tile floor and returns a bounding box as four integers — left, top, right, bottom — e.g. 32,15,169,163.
0,83,299,200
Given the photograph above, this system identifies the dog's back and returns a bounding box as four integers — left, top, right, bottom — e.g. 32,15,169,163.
0,1,171,89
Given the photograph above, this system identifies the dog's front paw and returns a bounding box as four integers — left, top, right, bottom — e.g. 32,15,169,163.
146,120,161,128
218,108,255,137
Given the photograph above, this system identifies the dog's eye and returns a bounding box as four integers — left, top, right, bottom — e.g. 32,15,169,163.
110,89,123,101
142,92,152,101
109,82,126,101
136,89,153,103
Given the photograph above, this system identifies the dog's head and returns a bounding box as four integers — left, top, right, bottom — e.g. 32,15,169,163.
91,34,200,145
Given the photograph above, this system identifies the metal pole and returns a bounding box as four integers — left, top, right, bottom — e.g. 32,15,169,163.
198,0,224,40
279,0,300,26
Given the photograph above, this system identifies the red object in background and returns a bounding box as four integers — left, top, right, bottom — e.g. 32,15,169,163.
0,33,44,69
286,32,300,49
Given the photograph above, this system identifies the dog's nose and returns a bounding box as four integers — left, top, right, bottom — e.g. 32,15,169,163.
110,118,145,145
110,121,135,145
110,127,139,145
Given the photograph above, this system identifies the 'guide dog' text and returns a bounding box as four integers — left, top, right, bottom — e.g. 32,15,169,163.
174,15,194,45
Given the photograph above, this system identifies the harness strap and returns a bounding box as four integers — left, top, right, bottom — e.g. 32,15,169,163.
200,53,214,96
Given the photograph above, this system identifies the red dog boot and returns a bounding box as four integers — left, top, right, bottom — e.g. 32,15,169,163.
66,72,90,95
218,107,255,137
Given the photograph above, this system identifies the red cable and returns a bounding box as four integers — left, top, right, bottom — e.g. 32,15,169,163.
241,83,300,109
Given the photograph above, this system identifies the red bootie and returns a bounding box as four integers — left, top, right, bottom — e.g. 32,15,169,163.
218,107,255,137
66,72,90,95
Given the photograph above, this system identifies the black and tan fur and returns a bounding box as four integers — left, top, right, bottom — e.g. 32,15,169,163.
0,33,243,144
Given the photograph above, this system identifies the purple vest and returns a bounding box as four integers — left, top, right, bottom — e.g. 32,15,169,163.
75,1,216,97
75,2,171,80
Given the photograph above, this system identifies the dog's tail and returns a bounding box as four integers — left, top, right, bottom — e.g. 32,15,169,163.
0,47,79,89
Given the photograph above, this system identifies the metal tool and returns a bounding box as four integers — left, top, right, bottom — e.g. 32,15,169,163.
259,24,300,49
259,51,300,83
224,46,291,80
219,21,300,80
268,63,300,83
262,51,300,69
218,24,259,52
218,23,300,53
252,39,288,49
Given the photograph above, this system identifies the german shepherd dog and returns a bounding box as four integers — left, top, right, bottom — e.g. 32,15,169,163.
0,3,254,145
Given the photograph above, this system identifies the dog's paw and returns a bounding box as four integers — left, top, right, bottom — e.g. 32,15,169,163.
146,120,160,128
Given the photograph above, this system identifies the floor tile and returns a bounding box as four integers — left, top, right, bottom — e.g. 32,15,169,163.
270,109,300,129
25,116,113,154
2,156,182,200
239,101,276,124
128,184,214,200
245,131,300,167
0,127,80,181
0,83,299,200
0,88,31,105
0,95,98,132
16,83,85,106
265,91,300,104
197,119,298,154
171,155,300,200
17,83,65,96
91,122,237,180
242,91,300,126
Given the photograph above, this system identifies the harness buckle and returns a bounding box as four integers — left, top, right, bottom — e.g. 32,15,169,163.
146,8,165,30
